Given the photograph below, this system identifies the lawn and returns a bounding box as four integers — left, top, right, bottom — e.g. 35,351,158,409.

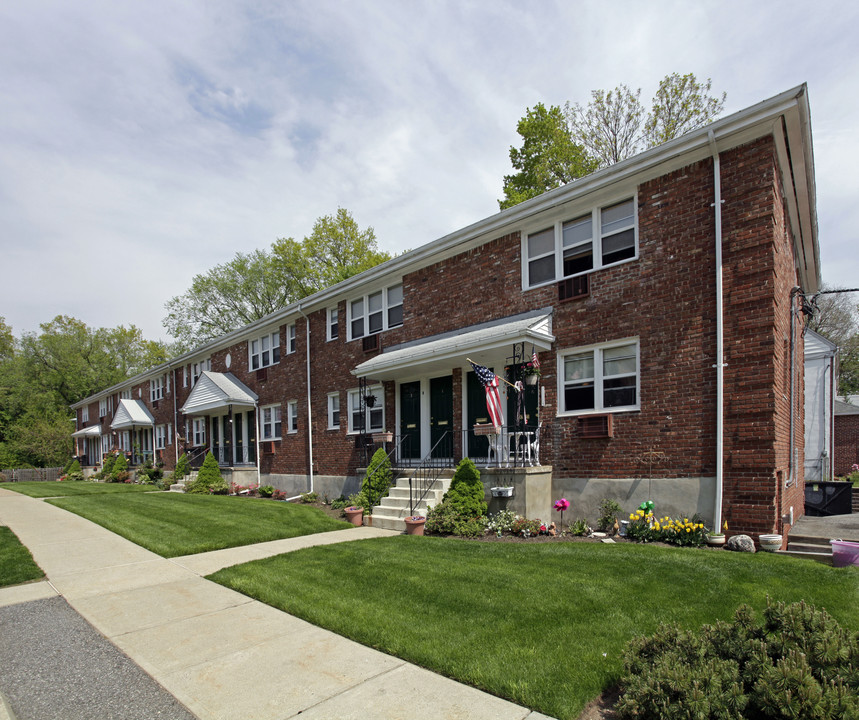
209,536,859,720
0,526,44,587
46,493,352,557
4,480,161,498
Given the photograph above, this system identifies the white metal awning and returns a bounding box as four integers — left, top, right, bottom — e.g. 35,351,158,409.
71,425,102,438
110,399,155,430
181,371,258,415
353,308,555,381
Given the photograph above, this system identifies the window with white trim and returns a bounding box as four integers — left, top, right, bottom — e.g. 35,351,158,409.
287,400,298,433
327,393,340,429
261,404,282,439
558,339,640,415
287,324,296,354
155,424,167,450
183,366,188,387
327,307,339,341
348,283,403,340
98,398,112,417
119,431,130,452
192,418,206,446
189,359,209,385
525,197,637,288
81,406,89,422
348,386,384,433
121,388,131,400
150,376,164,402
249,331,280,370
101,435,111,455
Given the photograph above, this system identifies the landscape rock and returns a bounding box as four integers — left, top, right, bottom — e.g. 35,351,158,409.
726,534,756,553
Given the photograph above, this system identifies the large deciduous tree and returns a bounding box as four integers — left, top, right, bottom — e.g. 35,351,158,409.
164,208,390,349
501,73,726,207
499,103,598,210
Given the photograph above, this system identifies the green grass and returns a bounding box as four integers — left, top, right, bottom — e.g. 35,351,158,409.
46,492,352,557
4,480,161,498
209,537,859,720
0,526,45,587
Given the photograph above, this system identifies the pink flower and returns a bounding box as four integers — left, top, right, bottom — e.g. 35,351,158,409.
554,498,569,512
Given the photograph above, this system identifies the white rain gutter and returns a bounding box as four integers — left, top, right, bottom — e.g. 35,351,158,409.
787,287,801,489
709,131,725,534
290,303,314,500
254,399,261,489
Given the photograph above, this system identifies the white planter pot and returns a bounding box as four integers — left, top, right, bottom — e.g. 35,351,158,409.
490,486,514,498
759,534,782,552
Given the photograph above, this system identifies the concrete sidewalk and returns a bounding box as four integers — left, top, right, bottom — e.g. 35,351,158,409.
0,489,552,720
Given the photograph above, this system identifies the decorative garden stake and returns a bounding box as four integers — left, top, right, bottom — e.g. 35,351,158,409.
554,497,569,530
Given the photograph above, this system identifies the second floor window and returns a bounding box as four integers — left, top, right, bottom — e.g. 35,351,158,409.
348,284,403,340
250,332,281,370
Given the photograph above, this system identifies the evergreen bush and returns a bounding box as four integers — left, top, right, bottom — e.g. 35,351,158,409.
184,452,228,494
361,448,393,512
616,599,859,720
171,452,190,481
96,454,116,480
443,457,487,517
111,453,130,483
66,459,82,476
137,458,163,484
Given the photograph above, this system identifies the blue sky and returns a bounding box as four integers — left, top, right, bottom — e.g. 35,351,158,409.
1,0,857,341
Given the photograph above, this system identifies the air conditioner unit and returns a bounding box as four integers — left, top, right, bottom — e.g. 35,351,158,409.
579,414,613,438
558,274,590,302
362,334,380,353
256,367,268,382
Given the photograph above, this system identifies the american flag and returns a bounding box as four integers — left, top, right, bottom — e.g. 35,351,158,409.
470,361,504,428
531,350,540,369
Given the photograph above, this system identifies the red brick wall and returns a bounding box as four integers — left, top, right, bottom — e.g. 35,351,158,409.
835,414,859,476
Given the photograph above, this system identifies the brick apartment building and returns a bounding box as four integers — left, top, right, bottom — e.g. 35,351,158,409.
72,85,820,543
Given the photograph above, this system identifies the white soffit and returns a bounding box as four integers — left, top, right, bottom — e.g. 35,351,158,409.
353,308,554,381
181,371,258,415
72,425,102,438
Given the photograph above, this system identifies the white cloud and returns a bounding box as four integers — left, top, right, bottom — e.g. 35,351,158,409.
1,0,857,341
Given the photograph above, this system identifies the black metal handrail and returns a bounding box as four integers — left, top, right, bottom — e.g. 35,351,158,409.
409,431,454,516
361,435,411,514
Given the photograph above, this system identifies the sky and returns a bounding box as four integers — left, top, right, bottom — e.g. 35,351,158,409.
1,0,857,343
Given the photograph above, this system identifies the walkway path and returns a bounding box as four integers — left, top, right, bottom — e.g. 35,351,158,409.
0,488,553,720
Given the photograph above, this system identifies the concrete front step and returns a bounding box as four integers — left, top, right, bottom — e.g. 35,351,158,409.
371,476,451,532
778,549,833,565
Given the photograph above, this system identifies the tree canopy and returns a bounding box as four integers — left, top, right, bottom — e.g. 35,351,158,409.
0,316,168,468
164,208,390,349
807,288,859,396
500,73,726,207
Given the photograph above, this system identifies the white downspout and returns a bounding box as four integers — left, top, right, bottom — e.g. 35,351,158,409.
254,401,261,488
787,288,800,490
172,366,179,467
709,130,726,534
297,304,314,497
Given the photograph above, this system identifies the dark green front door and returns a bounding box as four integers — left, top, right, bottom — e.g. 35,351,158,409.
430,376,453,458
234,412,243,464
399,381,421,460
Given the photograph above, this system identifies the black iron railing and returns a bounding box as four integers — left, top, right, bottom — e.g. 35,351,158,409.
409,430,454,516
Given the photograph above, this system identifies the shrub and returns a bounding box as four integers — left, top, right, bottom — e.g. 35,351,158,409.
170,453,190,481
486,509,518,535
65,471,85,482
569,518,591,536
96,454,116,480
362,448,393,511
511,516,541,537
110,453,130,483
66,459,82,476
184,452,228,494
616,599,859,720
443,458,487,518
330,495,349,510
272,489,286,501
597,498,623,531
137,458,163,484
299,491,319,503
258,485,274,498
425,503,487,537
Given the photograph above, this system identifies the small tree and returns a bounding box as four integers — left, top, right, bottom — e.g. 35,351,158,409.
112,452,129,483
67,458,82,475
361,447,393,513
171,452,190,480
185,451,228,494
443,458,487,518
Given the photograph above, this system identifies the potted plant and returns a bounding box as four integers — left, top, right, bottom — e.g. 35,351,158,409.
521,360,541,385
372,429,393,443
344,506,364,526
404,515,426,535
707,520,728,546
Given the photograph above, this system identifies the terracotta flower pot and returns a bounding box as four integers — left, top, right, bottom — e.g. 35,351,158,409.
404,516,426,536
344,506,364,527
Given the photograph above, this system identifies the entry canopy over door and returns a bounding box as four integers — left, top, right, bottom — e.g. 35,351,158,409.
110,399,155,430
181,371,258,415
352,307,555,381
